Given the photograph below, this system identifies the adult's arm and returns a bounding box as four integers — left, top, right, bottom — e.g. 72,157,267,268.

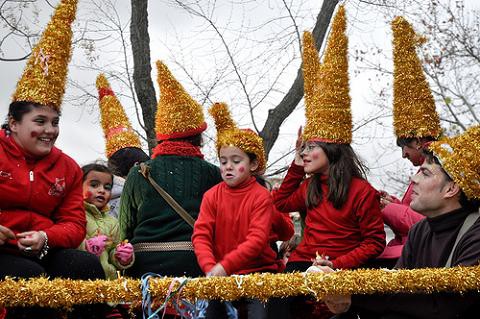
45,165,86,248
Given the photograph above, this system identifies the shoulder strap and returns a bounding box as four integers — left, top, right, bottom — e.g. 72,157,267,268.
445,211,480,267
138,162,196,228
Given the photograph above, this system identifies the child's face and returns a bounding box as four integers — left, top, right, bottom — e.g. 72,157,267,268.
82,170,113,210
301,142,329,175
219,146,258,188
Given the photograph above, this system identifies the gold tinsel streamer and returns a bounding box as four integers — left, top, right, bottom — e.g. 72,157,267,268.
1,267,480,308
429,125,480,200
12,0,78,111
96,74,142,158
155,61,206,139
302,5,352,144
392,17,442,139
209,102,266,174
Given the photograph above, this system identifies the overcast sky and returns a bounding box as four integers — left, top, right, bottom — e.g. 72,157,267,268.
1,0,478,195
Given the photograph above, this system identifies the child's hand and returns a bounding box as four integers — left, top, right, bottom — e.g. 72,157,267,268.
85,235,108,257
379,190,397,208
294,126,304,166
207,263,227,277
312,251,333,268
115,242,134,265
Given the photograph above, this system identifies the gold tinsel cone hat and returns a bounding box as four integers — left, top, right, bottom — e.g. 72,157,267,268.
12,0,78,111
428,125,480,200
392,16,441,139
302,5,352,144
155,61,207,140
209,102,266,174
96,74,142,158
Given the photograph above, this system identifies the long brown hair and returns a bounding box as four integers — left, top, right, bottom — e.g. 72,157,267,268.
306,142,367,210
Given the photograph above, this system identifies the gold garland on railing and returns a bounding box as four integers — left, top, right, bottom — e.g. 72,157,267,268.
1,266,480,308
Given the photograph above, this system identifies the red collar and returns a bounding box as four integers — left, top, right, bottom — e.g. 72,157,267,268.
152,141,204,159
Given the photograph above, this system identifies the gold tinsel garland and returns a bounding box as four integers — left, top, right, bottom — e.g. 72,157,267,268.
429,125,480,200
1,266,480,308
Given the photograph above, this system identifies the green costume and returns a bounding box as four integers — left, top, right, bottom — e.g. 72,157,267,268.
119,154,221,278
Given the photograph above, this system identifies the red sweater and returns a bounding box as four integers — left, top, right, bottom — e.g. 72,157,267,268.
0,130,86,248
273,162,385,269
192,177,280,275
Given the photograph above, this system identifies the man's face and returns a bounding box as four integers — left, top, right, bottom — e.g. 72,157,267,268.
410,161,453,217
401,140,424,166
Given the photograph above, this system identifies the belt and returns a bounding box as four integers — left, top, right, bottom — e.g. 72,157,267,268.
133,241,194,252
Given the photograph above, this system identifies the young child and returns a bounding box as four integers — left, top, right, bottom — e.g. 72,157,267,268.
193,102,280,318
80,163,134,280
269,9,385,319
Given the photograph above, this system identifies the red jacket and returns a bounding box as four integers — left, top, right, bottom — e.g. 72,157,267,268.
0,130,86,249
192,177,280,275
273,162,385,269
378,181,424,259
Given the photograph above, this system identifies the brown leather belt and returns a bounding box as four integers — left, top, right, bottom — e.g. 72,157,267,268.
133,241,194,252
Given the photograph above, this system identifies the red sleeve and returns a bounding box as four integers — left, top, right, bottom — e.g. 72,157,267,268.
332,188,386,269
382,203,424,237
271,208,294,241
192,191,218,274
45,163,87,248
220,195,273,275
273,162,307,213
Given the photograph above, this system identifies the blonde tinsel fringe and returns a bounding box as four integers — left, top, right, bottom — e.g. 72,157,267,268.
1,266,480,308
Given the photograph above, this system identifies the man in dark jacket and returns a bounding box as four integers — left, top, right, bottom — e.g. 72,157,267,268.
322,125,480,319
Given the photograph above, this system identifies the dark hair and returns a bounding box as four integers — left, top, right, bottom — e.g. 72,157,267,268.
396,136,436,148
422,150,480,211
81,163,113,183
108,147,149,177
305,142,368,210
2,101,55,132
158,134,203,147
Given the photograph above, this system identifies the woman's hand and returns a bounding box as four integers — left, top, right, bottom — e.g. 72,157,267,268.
16,231,46,253
0,225,15,246
207,263,227,277
294,126,304,166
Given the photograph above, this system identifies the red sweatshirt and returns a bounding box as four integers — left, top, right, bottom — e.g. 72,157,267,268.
273,162,385,269
378,180,424,259
0,130,86,248
192,177,280,275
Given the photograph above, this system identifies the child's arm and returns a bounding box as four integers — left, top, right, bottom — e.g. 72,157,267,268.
272,162,308,213
273,127,308,213
271,207,295,242
109,219,135,269
218,195,273,275
332,188,386,269
192,193,218,274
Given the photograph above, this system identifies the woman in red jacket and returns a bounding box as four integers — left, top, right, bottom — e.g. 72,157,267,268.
0,0,105,317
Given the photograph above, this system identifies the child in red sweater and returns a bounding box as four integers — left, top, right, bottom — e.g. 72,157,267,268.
193,102,279,319
269,11,385,318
